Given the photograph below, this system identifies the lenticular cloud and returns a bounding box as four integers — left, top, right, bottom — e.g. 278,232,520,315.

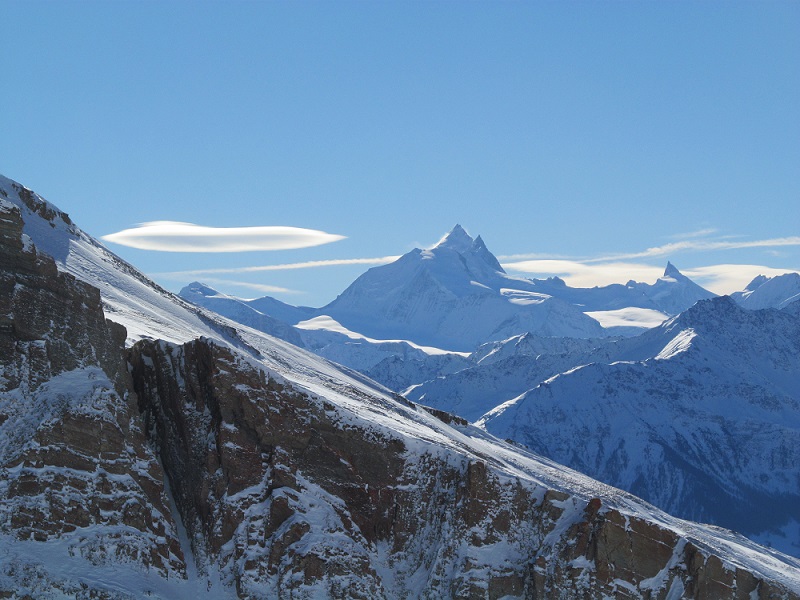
102,221,346,252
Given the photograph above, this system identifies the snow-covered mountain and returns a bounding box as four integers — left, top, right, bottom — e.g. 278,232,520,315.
478,296,800,557
4,175,800,597
181,228,717,395
732,272,800,310
317,225,606,351
405,334,618,422
639,261,718,315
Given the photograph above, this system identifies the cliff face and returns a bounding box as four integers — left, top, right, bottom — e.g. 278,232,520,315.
1,187,800,598
130,335,799,599
0,200,122,391
0,200,185,592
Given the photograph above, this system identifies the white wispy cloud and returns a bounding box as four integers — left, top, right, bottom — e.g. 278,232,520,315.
681,264,800,295
102,221,346,252
499,234,800,265
496,252,573,262
667,228,718,240
153,256,402,278
585,236,800,263
502,260,666,288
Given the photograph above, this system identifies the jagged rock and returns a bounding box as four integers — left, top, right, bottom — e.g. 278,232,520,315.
130,335,800,599
0,202,125,391
0,201,185,591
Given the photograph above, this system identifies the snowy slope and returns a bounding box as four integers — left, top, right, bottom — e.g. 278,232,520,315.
0,175,229,346
179,282,306,346
406,334,619,422
181,280,315,326
479,297,800,557
3,175,800,597
732,272,800,310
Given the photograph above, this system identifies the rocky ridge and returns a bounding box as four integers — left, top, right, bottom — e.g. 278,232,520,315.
0,200,185,593
130,334,800,599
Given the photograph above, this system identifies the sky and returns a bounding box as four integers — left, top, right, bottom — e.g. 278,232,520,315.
2,1,799,308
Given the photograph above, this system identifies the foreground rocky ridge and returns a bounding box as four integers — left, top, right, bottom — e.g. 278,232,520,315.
129,334,800,598
0,200,186,592
2,178,800,597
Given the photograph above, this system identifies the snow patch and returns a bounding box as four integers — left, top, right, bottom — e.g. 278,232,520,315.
296,315,469,357
655,329,696,361
585,307,669,329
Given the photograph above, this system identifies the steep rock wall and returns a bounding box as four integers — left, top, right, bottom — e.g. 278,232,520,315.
0,201,185,593
130,335,800,599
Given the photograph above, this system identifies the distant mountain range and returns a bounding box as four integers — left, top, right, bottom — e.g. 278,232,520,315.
183,224,719,350
181,223,742,398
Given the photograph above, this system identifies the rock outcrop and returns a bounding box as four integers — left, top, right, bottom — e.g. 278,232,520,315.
0,200,185,593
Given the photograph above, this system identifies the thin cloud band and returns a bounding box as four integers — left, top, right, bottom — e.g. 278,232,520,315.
102,221,346,252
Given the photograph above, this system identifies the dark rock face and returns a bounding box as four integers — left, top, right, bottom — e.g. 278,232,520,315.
130,335,800,599
0,202,184,586
0,202,124,391
130,337,406,597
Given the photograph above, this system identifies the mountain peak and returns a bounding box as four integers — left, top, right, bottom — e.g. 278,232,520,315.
663,261,684,279
182,281,222,298
470,234,506,273
744,274,769,292
434,224,474,253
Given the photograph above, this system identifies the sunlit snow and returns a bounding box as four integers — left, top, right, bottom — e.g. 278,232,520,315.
655,328,697,361
296,315,469,357
585,307,670,329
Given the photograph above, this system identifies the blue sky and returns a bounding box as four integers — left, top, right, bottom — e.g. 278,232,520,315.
3,1,798,307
